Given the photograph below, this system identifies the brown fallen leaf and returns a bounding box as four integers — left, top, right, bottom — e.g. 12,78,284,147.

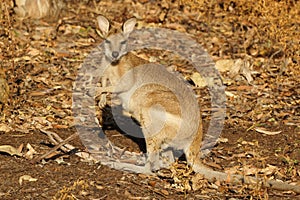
242,165,260,176
236,59,253,83
0,145,23,156
19,175,38,185
215,59,235,72
160,189,169,196
215,59,253,83
148,180,156,187
24,143,37,159
0,124,12,132
191,173,207,191
189,72,207,88
260,164,278,175
255,127,282,135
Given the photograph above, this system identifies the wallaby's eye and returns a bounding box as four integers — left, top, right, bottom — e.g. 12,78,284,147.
105,40,111,44
120,40,127,45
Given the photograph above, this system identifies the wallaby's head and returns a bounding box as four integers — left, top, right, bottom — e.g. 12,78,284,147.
97,15,137,63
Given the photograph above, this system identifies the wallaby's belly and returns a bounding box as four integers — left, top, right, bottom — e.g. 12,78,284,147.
127,84,197,150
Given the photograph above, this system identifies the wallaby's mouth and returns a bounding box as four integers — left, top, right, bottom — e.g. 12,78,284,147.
111,59,120,65
105,54,120,65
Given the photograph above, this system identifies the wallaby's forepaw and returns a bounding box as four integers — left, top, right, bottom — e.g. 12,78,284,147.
98,93,107,108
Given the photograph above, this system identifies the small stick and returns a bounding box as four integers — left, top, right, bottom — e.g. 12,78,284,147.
40,129,70,152
40,129,64,144
31,132,79,164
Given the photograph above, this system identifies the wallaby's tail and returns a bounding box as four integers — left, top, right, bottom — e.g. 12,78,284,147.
196,166,300,193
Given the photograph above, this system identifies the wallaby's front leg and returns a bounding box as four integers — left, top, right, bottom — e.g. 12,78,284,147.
97,85,115,108
97,75,114,108
98,93,107,108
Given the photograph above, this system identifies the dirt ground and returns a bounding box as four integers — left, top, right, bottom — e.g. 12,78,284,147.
0,0,299,199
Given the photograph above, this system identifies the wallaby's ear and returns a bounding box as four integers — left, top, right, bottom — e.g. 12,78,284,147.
97,15,110,37
122,18,137,36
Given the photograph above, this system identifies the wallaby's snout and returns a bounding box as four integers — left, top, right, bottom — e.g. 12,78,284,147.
112,51,119,59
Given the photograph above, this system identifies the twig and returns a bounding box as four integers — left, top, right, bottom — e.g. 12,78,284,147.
31,132,79,164
40,129,70,152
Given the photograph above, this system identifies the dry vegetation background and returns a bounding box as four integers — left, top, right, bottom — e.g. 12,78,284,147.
0,0,299,199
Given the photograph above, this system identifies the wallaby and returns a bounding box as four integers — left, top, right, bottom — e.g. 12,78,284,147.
96,15,300,193
97,15,202,170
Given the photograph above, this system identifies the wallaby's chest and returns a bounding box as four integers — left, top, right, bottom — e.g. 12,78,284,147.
105,58,135,86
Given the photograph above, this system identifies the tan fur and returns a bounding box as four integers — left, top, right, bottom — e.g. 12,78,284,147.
128,83,183,170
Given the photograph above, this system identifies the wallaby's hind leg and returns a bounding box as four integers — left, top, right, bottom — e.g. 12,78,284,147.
145,137,161,172
144,127,177,172
160,149,175,169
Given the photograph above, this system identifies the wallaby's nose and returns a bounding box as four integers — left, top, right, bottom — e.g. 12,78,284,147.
112,51,119,58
